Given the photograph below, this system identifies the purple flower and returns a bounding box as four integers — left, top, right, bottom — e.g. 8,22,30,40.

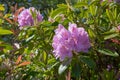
52,24,73,61
52,23,91,61
68,23,91,53
18,7,43,27
29,7,43,22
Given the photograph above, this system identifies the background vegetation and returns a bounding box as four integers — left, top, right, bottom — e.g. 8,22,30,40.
0,0,120,80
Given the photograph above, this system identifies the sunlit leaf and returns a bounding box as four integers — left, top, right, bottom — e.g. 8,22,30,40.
88,28,96,38
0,4,5,11
50,7,67,18
79,56,96,69
98,49,119,57
58,63,68,75
104,33,119,40
74,2,88,8
58,60,71,75
0,28,13,35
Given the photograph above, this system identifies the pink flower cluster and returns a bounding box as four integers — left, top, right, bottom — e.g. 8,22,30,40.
18,7,43,27
52,23,91,61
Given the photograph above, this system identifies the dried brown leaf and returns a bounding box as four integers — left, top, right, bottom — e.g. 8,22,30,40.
16,55,22,65
18,61,31,67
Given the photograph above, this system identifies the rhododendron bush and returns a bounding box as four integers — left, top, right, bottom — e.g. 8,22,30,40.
0,0,120,79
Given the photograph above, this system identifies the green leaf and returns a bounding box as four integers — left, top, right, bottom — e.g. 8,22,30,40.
102,28,119,40
50,7,67,18
0,4,5,11
0,19,3,25
117,13,120,21
89,5,98,16
0,43,13,50
106,9,114,23
98,49,119,57
102,28,116,35
41,21,52,27
26,35,35,42
113,8,117,20
104,33,119,40
101,1,108,8
58,60,70,75
100,69,115,80
79,56,96,69
43,51,47,63
72,62,81,78
0,28,13,35
57,4,68,8
88,28,96,38
49,62,59,70
58,63,68,75
74,2,88,8
90,0,99,5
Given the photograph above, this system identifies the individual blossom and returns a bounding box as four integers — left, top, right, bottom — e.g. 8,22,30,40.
52,23,91,61
18,7,43,27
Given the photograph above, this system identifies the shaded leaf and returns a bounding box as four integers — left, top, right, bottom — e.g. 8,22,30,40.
79,56,96,69
72,62,81,78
